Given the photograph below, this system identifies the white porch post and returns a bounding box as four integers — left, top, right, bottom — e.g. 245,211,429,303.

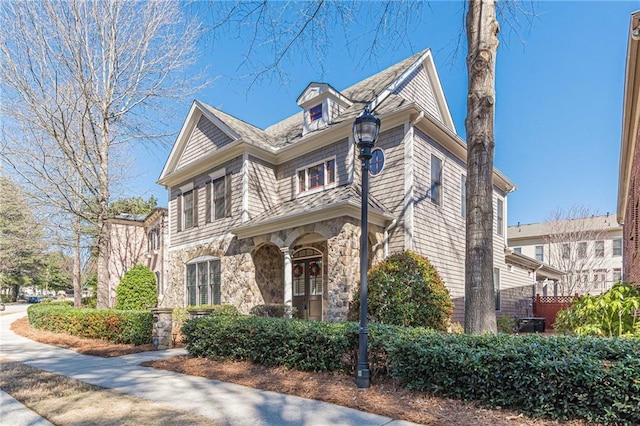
282,247,292,311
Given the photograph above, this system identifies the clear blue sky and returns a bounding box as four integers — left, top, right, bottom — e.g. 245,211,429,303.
129,1,639,226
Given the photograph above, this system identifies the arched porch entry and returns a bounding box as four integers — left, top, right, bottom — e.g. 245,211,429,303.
291,247,323,321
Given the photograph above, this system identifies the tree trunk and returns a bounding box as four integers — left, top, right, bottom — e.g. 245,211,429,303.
464,0,499,334
73,221,82,308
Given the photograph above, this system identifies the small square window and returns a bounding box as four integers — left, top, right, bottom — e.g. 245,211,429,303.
310,104,322,122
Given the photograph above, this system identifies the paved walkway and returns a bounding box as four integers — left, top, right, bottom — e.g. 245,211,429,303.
0,310,416,426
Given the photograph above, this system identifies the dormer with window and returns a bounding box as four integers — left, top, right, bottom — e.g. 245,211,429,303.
297,83,352,136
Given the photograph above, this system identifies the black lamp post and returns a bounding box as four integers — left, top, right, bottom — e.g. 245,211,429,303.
353,107,380,389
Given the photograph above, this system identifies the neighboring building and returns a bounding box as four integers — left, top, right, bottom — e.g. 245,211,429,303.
618,10,640,284
157,49,554,323
507,215,623,296
99,208,168,308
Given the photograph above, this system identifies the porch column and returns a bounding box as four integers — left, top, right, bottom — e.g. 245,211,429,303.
281,247,292,311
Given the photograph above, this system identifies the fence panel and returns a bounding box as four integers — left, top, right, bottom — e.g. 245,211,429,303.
533,294,578,330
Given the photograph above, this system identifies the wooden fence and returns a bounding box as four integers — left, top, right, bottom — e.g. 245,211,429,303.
532,294,579,330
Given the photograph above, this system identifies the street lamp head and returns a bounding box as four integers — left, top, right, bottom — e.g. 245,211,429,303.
353,107,381,150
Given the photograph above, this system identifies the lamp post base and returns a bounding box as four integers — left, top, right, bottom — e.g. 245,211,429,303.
355,365,370,388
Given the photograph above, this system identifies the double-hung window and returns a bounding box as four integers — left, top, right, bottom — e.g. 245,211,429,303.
612,238,622,256
561,243,570,260
297,158,336,194
535,245,544,262
578,242,587,258
183,190,194,229
186,257,221,306
430,155,442,205
595,240,605,258
213,176,226,220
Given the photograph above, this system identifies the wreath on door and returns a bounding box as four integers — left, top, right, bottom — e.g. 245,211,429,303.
293,264,304,278
308,262,321,276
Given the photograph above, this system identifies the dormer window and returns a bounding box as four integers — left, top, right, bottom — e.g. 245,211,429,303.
297,157,336,194
310,104,323,122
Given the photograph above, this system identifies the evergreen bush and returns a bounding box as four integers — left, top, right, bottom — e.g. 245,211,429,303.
350,250,453,331
115,264,157,310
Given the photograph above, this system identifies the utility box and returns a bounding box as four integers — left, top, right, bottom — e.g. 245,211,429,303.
517,317,546,333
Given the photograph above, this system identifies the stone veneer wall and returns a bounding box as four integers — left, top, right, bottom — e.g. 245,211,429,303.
163,217,385,321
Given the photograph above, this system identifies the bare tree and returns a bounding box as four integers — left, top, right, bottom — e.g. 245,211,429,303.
544,205,611,295
0,0,206,307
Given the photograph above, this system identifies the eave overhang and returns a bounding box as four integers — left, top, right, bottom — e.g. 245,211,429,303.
233,200,394,240
617,10,640,225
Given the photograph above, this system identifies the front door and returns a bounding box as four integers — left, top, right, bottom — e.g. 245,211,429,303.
292,257,322,321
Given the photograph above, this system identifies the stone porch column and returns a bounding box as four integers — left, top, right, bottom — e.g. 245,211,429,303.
282,247,292,310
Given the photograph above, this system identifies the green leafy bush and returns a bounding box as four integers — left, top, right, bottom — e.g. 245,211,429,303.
496,314,518,334
388,332,640,424
28,303,152,345
555,282,640,337
249,304,297,318
350,250,453,331
115,264,157,310
182,313,640,423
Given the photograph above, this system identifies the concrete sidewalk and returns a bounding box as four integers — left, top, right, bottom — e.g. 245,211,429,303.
0,310,416,426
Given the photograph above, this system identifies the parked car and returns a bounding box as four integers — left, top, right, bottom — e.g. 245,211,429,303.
26,295,42,303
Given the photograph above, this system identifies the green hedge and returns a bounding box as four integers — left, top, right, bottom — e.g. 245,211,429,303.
182,314,640,423
28,303,152,345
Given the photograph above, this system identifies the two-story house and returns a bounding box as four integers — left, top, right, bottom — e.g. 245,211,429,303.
507,215,623,296
157,49,559,323
99,208,168,308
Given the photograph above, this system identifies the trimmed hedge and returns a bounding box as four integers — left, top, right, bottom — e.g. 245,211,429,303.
28,302,152,345
116,264,157,310
183,314,640,424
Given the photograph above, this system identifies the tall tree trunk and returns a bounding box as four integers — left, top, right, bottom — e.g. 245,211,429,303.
464,0,499,334
73,219,82,308
96,125,110,308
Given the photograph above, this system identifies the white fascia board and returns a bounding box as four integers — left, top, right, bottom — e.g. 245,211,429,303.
158,101,201,182
617,11,640,224
233,201,394,239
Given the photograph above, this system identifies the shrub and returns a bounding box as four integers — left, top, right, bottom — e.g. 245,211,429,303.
350,250,453,331
387,332,640,424
496,314,518,334
555,282,640,337
28,303,152,345
115,264,157,310
182,313,640,423
249,304,297,318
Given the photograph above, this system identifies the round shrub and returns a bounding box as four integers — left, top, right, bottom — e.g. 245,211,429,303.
115,264,157,310
351,250,453,331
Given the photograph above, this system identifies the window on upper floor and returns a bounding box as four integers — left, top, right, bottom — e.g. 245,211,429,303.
578,242,587,258
593,269,607,289
460,175,466,217
513,247,521,254
535,245,544,262
595,240,605,258
186,257,221,306
310,104,323,122
612,237,622,256
212,176,226,220
370,148,385,176
148,228,160,252
183,189,195,230
562,243,570,260
496,198,504,236
297,158,336,194
430,155,442,206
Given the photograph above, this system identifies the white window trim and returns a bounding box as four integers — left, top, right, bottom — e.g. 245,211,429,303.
430,153,444,206
209,168,226,181
295,156,337,197
179,182,194,193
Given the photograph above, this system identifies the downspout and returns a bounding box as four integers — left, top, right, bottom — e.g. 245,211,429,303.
383,219,398,258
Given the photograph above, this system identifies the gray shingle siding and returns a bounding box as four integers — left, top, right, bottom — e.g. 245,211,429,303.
368,125,406,254
169,156,242,247
412,129,466,319
247,156,279,219
176,115,234,170
394,64,442,123
276,138,349,201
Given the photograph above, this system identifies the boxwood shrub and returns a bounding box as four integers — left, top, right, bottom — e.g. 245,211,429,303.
28,303,152,345
183,313,640,423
